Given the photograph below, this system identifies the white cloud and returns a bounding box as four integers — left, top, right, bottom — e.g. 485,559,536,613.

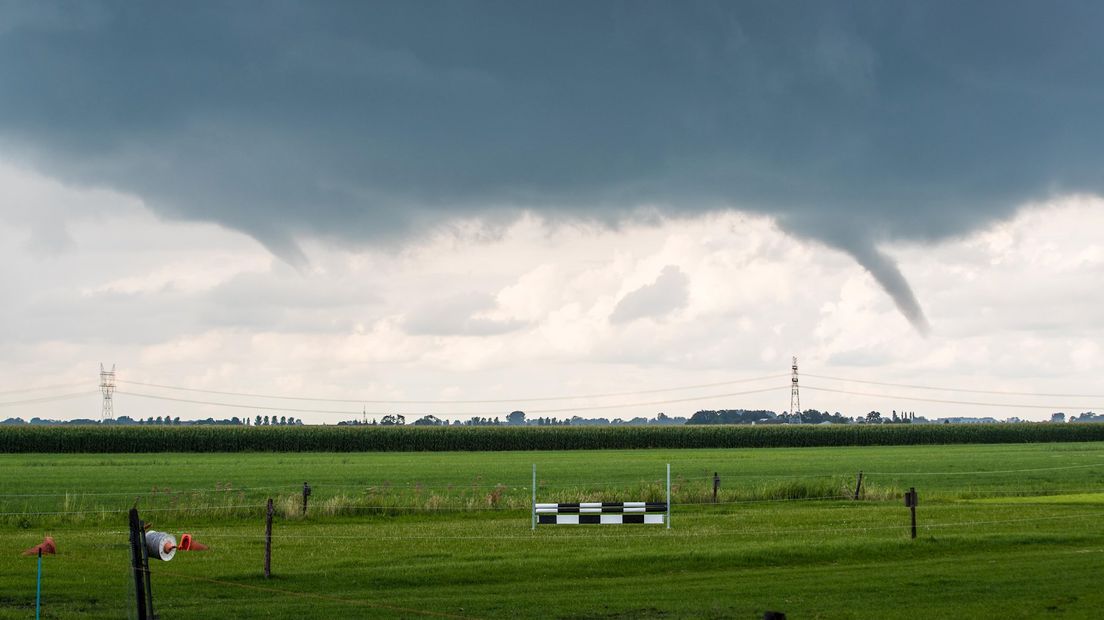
1,157,1102,422
403,291,525,337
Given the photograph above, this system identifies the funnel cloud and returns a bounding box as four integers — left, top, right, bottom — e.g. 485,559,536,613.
2,2,1103,332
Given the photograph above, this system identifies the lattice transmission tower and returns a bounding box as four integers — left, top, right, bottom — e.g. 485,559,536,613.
100,363,116,421
789,356,801,421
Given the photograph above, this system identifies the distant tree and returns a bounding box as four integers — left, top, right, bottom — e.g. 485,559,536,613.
866,411,882,423
255,415,262,426
263,415,270,425
279,415,287,425
687,409,778,425
174,417,181,425
413,415,443,426
380,414,406,426
507,411,526,426
800,409,828,424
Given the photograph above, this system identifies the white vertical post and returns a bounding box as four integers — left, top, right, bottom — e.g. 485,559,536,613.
666,463,671,530
532,464,536,531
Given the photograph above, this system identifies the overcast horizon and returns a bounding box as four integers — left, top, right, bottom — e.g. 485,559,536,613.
1,2,1102,423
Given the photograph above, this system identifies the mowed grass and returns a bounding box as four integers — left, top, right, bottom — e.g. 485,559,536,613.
2,443,1104,618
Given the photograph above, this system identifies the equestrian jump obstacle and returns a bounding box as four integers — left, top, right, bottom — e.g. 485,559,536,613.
531,464,671,529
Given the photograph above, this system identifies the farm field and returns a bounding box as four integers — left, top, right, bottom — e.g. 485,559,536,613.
3,443,1104,618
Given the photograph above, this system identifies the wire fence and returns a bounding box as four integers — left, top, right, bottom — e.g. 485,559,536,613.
5,485,1104,519
5,459,1102,499
19,506,1103,544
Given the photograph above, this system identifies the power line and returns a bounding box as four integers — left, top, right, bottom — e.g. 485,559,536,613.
114,384,783,417
0,381,90,396
804,373,1104,399
115,373,789,405
0,391,98,408
801,384,1101,411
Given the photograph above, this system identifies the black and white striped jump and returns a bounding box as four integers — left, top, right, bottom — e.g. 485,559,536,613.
535,502,667,525
531,464,672,528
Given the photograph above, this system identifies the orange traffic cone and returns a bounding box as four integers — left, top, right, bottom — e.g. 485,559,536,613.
178,533,208,551
22,536,56,556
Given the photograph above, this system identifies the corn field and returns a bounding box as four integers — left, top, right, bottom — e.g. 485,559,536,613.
2,423,1102,453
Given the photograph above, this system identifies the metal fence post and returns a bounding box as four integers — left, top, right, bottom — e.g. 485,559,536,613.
264,498,274,578
666,463,671,530
35,549,42,620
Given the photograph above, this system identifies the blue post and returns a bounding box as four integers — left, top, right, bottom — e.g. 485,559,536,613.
35,549,42,620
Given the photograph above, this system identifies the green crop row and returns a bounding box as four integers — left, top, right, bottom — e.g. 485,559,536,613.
1,423,1103,452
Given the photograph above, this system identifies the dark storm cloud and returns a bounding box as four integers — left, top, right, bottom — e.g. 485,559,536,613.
2,1,1103,331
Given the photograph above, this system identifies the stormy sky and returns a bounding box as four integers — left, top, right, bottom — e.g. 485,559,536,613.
1,1,1101,421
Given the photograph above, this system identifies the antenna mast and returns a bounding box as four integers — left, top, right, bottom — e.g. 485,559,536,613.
100,363,116,421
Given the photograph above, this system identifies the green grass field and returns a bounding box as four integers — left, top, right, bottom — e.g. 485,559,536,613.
3,443,1104,618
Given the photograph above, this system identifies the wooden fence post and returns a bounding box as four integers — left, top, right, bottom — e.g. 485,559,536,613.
139,520,156,620
127,508,148,620
853,471,864,500
904,487,918,539
712,472,720,504
264,498,274,578
302,482,311,516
